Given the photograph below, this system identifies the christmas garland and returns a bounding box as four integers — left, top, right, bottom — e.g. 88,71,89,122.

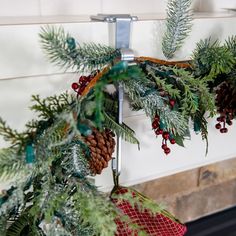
0,0,236,235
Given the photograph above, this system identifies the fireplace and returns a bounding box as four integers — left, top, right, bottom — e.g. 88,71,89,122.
186,206,236,235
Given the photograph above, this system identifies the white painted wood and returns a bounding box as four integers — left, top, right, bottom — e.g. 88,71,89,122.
0,22,109,80
40,0,102,16
0,0,40,17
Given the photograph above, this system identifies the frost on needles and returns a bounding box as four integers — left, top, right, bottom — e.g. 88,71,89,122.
162,0,193,59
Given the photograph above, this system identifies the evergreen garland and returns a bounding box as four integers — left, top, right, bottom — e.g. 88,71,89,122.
0,1,236,234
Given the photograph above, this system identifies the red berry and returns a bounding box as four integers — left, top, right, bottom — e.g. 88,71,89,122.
158,129,163,135
162,131,169,140
154,115,160,122
169,99,175,107
227,120,233,126
71,82,79,90
215,123,221,129
155,129,162,135
220,128,228,133
162,144,167,150
217,117,224,122
152,121,159,129
170,139,176,144
164,147,171,155
79,76,87,84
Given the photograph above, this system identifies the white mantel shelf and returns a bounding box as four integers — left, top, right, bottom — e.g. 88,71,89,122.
0,11,235,26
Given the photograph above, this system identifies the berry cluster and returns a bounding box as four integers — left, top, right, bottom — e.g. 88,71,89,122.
152,114,176,155
71,74,95,96
215,113,233,133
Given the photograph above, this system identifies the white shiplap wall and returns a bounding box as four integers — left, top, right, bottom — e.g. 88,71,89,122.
0,0,236,191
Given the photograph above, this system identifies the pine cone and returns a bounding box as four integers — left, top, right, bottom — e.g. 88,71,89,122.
216,81,236,116
85,128,116,175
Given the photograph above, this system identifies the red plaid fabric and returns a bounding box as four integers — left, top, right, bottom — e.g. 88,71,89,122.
111,186,187,236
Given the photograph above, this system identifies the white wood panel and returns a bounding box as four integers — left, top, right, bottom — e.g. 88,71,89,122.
0,22,109,80
199,0,236,12
40,0,102,16
96,114,236,191
101,0,166,14
0,73,75,144
0,0,40,17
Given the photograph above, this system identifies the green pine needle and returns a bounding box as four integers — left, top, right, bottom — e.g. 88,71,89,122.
104,112,140,146
162,0,193,59
6,213,31,236
0,149,26,180
39,26,120,71
192,38,235,79
225,35,236,57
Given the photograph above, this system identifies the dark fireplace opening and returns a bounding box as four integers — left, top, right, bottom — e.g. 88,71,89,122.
186,206,236,236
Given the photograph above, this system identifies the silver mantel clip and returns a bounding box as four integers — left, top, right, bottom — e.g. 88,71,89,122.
90,14,137,184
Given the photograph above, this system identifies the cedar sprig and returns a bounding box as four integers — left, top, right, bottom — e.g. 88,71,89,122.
30,92,74,120
0,118,28,150
171,67,216,117
40,26,120,72
145,64,181,99
162,0,193,59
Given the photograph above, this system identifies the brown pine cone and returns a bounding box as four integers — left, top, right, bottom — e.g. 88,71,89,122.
216,81,236,116
85,128,116,175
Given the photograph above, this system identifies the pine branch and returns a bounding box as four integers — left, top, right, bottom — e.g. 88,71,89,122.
39,26,120,71
162,0,193,59
225,35,236,57
6,213,31,236
104,112,140,146
0,149,27,180
72,186,118,236
122,77,188,136
192,38,235,79
61,142,92,177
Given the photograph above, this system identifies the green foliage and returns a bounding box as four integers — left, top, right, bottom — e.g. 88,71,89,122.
0,118,28,151
193,112,209,154
72,188,118,236
192,38,235,79
225,35,236,57
162,0,193,59
0,149,26,180
30,92,74,121
6,213,31,236
171,67,216,117
104,112,140,146
39,26,120,71
122,66,188,136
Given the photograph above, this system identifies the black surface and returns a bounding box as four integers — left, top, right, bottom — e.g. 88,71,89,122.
186,206,236,236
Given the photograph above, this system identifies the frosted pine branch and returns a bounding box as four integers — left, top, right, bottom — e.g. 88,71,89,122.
40,26,120,72
162,0,193,59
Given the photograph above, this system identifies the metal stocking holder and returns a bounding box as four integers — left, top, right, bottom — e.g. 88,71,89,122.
91,14,137,186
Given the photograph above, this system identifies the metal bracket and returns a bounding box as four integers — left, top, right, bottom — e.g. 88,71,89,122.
91,14,137,182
